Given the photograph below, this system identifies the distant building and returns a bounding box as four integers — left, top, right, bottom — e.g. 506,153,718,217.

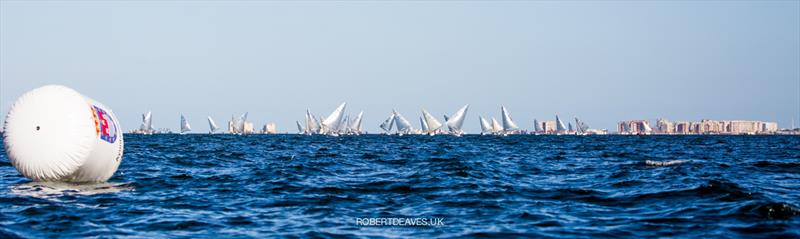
657,119,674,134
648,118,778,134
618,120,652,134
541,121,557,133
674,121,691,134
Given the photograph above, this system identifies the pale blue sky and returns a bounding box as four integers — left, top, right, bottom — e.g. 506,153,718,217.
2,1,798,133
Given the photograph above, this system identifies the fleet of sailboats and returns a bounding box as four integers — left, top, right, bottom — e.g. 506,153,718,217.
131,104,608,135
299,102,365,136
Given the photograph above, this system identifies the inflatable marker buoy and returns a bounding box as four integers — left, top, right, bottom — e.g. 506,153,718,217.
3,85,123,182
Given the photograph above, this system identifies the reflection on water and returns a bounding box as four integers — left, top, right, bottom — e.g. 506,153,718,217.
10,181,134,198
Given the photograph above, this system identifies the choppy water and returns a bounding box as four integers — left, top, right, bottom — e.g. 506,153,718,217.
1,135,799,238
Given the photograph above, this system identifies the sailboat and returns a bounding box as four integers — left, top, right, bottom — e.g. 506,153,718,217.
139,111,154,134
304,110,321,135
379,113,396,134
180,114,191,134
350,111,364,135
237,112,249,134
392,110,415,135
296,121,305,133
321,102,346,135
263,122,277,134
445,104,469,136
533,119,542,134
642,121,653,134
491,117,502,134
422,109,442,135
501,106,519,133
479,116,492,135
575,117,589,135
207,116,219,133
555,115,567,134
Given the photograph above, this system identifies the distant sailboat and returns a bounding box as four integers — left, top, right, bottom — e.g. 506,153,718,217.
237,112,249,134
350,111,364,135
422,109,442,134
555,115,567,133
207,116,219,133
379,113,396,134
575,117,589,134
393,110,413,135
479,116,492,135
140,111,153,133
642,121,653,134
568,122,574,132
445,104,469,135
491,117,502,133
500,106,519,132
534,119,542,133
263,122,277,134
296,121,305,133
420,117,429,132
305,110,321,134
180,114,191,134
321,102,346,135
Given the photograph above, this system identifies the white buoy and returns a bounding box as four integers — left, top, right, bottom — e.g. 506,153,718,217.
3,85,124,182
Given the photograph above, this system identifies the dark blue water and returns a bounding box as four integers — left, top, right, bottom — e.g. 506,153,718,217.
1,135,799,238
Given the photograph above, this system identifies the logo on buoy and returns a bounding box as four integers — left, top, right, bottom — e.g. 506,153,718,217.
93,105,117,143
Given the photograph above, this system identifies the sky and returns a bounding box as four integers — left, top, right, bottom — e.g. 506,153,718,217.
1,1,799,133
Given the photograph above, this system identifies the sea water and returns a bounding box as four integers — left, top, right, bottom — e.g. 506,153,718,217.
1,135,798,238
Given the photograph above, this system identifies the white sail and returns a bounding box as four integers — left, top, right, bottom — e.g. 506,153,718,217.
303,112,311,134
491,117,502,133
556,115,567,132
264,122,277,134
420,117,429,132
351,111,364,133
180,114,191,133
446,104,469,133
479,116,492,133
643,121,653,133
207,116,219,133
232,112,248,134
575,117,589,133
140,111,153,131
393,110,413,133
321,102,346,133
379,113,396,133
305,110,321,133
339,115,350,133
534,119,542,132
422,109,442,132
228,115,235,134
501,106,519,131
296,121,305,133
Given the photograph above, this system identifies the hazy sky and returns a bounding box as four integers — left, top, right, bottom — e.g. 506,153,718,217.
2,1,798,133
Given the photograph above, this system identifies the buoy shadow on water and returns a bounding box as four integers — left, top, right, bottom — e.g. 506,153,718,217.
10,181,134,198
